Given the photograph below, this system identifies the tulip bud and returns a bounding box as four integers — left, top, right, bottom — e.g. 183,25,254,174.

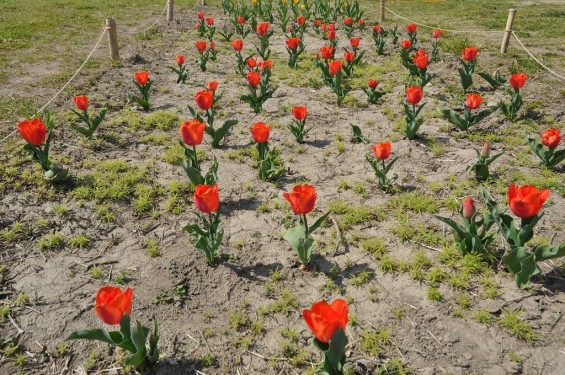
481,142,490,158
462,197,476,219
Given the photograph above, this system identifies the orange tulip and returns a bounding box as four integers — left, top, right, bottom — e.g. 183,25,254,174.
194,184,220,213
258,60,272,71
358,19,364,26
328,60,343,76
292,106,308,121
371,141,391,161
326,30,336,40
406,23,417,34
507,184,550,219
462,46,478,62
195,41,207,52
195,90,214,111
344,51,355,64
405,86,423,105
246,57,257,69
94,286,133,325
17,118,47,146
541,128,561,148
432,28,443,39
303,299,348,343
297,16,305,26
368,79,377,89
286,37,301,50
344,17,353,26
176,54,185,65
465,93,483,110
180,119,206,146
413,51,428,69
134,71,149,86
209,42,215,50
206,81,219,92
197,12,204,19
232,39,243,52
250,122,272,143
283,184,317,215
350,37,360,49
462,197,476,219
74,95,89,111
320,46,333,60
256,22,269,36
314,19,322,27
509,73,527,90
205,17,214,26
401,40,411,50
238,16,245,24
373,25,383,34
247,71,261,87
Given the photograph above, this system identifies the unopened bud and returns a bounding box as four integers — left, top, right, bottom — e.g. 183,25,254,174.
481,142,490,158
462,197,476,219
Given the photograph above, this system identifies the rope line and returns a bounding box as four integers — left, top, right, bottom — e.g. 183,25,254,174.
384,7,502,34
120,3,168,34
511,31,565,81
0,28,108,144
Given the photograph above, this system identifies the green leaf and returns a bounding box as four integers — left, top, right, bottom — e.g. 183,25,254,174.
211,120,238,148
321,328,347,375
67,328,122,346
124,321,147,367
309,212,330,234
502,246,531,274
515,253,539,289
434,215,466,239
120,313,131,340
437,108,469,130
534,244,565,261
183,224,207,237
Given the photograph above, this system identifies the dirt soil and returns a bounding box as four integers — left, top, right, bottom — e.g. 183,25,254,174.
1,4,565,375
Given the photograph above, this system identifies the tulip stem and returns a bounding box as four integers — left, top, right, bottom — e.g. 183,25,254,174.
193,145,199,170
302,214,309,237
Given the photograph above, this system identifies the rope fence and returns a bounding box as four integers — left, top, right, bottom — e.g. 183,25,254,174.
120,2,168,34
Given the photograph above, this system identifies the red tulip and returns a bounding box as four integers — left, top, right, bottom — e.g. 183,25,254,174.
327,30,336,40
193,184,220,213
195,40,207,52
462,197,476,219
541,128,561,148
246,57,257,69
256,22,269,36
94,286,132,325
250,122,272,143
328,60,343,76
320,46,333,60
432,28,443,39
507,184,550,219
206,17,214,26
509,73,527,90
232,39,243,52
180,119,206,146
74,95,89,111
286,37,301,50
297,16,305,26
358,19,364,26
373,25,383,34
413,51,428,69
344,17,352,26
328,24,336,31
321,24,328,31
368,79,377,89
465,93,483,110
406,86,423,105
406,23,417,34
344,51,355,64
209,42,215,50
314,19,322,27
176,54,185,66
247,71,261,87
283,184,317,215
206,81,218,92
292,106,308,121
462,46,478,62
238,16,245,24
401,40,411,50
287,25,293,33
258,60,272,71
17,118,46,146
350,37,360,48
371,141,391,161
481,142,490,158
134,71,149,86
303,299,348,343
195,90,214,111
197,12,204,20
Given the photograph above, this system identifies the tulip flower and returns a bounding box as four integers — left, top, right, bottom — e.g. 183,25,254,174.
184,184,224,266
459,47,479,92
255,22,273,60
501,72,528,120
406,23,418,47
508,184,549,219
466,142,503,181
250,122,283,181
232,14,249,38
363,79,385,104
462,197,476,219
401,40,411,50
528,128,564,168
328,60,343,76
285,37,304,68
431,29,443,61
407,49,435,87
129,71,152,110
238,16,245,24
180,119,206,147
241,65,276,113
433,28,443,39
18,118,46,147
406,23,417,34
372,24,386,55
232,39,243,52
350,37,360,49
283,184,329,265
403,86,425,139
250,121,271,144
438,93,499,131
303,299,349,374
231,39,248,76
67,286,160,371
367,141,398,188
343,17,353,38
196,90,213,111
320,46,334,60
71,95,108,138
170,54,189,84
178,119,215,185
289,106,310,143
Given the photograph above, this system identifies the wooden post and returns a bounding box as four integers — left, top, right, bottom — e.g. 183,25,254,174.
167,0,174,22
202,0,206,5
500,9,517,54
379,0,385,23
106,18,120,60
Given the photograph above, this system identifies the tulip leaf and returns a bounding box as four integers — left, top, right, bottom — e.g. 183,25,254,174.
434,215,466,240
124,321,148,367
148,318,160,364
211,120,238,148
458,67,473,91
66,328,123,346
534,244,565,261
437,108,469,131
502,246,531,275
321,328,347,375
514,253,539,289
309,212,330,234
120,313,131,340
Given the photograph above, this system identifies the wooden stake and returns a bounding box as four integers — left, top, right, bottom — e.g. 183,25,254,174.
379,0,385,23
106,18,120,60
500,9,517,54
167,0,174,22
